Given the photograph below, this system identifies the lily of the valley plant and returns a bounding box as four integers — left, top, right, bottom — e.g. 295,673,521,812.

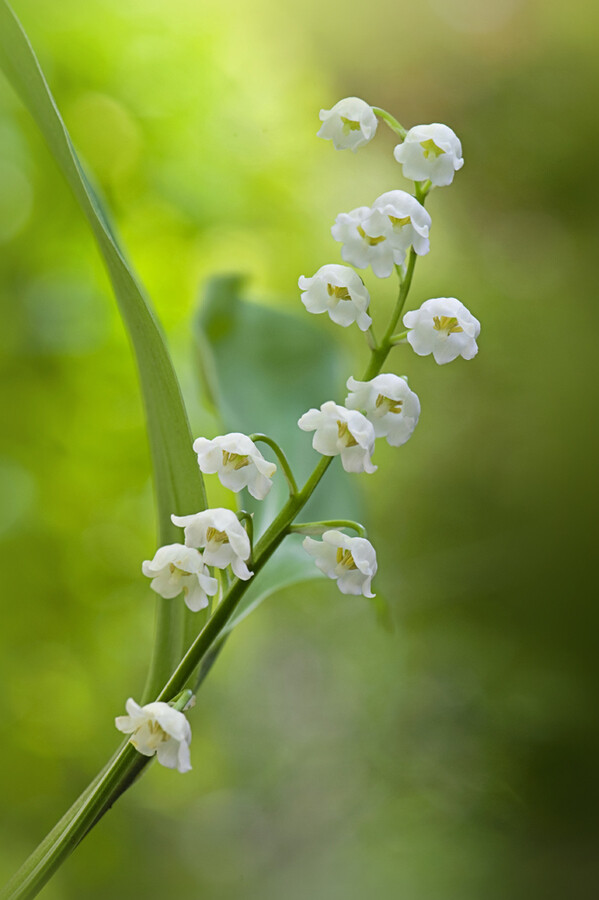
0,5,480,891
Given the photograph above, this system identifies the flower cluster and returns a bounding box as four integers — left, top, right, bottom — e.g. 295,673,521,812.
294,98,480,595
121,433,277,768
331,189,431,278
118,97,480,774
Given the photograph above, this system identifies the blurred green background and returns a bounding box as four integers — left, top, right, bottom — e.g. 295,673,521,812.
1,0,598,897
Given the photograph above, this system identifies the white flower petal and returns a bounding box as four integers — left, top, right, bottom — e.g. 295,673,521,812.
403,297,480,364
303,531,377,597
317,97,377,151
298,401,376,474
299,263,372,330
115,699,192,773
345,373,421,447
394,123,463,187
192,433,276,499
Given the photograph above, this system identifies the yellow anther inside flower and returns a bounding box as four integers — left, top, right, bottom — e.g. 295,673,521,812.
221,450,250,470
340,116,361,133
206,526,229,544
357,225,386,246
168,562,191,577
336,547,358,570
389,215,411,228
132,719,169,752
433,315,464,335
327,283,351,302
420,138,445,159
375,393,403,414
337,420,358,447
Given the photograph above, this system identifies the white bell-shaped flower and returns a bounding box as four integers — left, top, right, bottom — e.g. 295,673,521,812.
331,205,395,279
298,264,372,331
371,190,431,259
403,297,480,364
332,190,430,278
193,433,276,500
345,373,421,447
115,698,192,773
303,530,377,597
317,97,377,152
394,123,464,187
142,543,218,612
298,401,376,474
171,508,252,581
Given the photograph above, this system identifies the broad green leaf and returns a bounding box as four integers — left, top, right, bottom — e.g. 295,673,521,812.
195,275,363,628
0,0,206,695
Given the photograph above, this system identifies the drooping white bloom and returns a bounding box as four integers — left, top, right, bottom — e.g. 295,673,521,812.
331,205,395,279
317,97,378,152
303,530,377,597
345,373,421,446
298,264,372,331
142,543,219,612
331,190,431,278
371,190,431,259
171,508,252,580
393,123,464,187
193,433,276,500
115,698,192,773
298,401,376,474
403,297,480,364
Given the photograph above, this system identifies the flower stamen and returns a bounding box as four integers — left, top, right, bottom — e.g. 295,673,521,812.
326,282,352,302
337,420,358,447
221,450,250,470
433,315,463,335
357,225,386,246
168,562,191,577
206,527,230,545
375,393,403,414
336,547,358,569
389,214,411,228
420,138,445,159
340,115,361,134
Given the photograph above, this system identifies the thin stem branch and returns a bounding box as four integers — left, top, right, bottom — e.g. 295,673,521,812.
361,249,417,380
250,433,299,496
372,106,407,139
237,510,254,562
289,520,368,538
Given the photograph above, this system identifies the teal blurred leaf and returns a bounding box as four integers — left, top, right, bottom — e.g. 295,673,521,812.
196,274,363,628
0,1,206,693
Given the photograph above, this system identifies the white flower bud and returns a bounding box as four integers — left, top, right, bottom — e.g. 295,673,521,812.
303,530,377,597
317,97,377,152
298,264,372,331
403,297,480,364
394,123,464,187
345,373,421,446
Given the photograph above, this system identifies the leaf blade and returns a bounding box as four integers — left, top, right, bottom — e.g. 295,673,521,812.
0,0,206,694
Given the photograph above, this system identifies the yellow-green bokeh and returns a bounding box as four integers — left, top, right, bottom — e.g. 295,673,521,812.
1,0,598,897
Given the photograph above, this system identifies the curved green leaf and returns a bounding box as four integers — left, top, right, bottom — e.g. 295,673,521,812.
0,0,206,695
195,275,362,629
